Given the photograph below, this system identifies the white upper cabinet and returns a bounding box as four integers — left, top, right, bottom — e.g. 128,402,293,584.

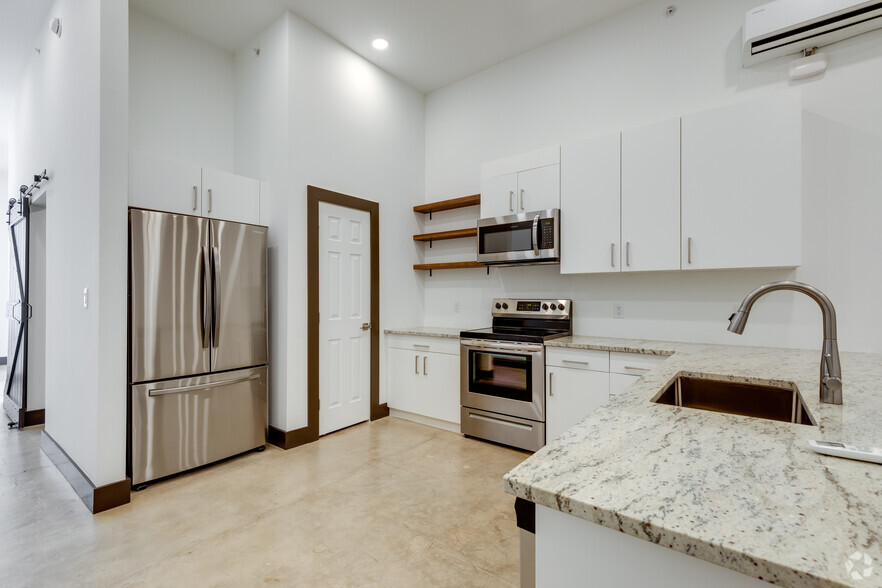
621,118,681,272
517,164,560,213
560,132,621,274
681,93,802,270
480,146,560,218
480,172,518,219
202,167,260,225
129,151,202,216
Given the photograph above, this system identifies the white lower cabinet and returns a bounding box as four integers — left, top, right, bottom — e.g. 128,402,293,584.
545,366,609,441
387,336,460,426
545,348,668,440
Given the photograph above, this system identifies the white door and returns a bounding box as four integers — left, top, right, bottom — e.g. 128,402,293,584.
560,132,621,274
681,93,802,270
128,151,202,216
546,367,609,441
202,167,260,225
319,202,372,435
421,351,461,424
621,118,681,272
517,164,560,212
480,172,518,218
386,347,421,414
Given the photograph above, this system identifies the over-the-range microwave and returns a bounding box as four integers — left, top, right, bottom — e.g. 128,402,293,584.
476,208,560,266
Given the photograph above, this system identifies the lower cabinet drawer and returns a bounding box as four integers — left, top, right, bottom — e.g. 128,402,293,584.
546,348,609,371
609,351,669,375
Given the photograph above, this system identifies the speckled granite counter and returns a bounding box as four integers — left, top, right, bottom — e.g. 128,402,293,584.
504,340,882,587
383,327,465,339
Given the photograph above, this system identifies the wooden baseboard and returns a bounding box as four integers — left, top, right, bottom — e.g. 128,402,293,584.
22,408,45,427
40,431,130,514
267,425,317,450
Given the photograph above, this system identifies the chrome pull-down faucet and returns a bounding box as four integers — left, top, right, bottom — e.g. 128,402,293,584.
727,281,842,405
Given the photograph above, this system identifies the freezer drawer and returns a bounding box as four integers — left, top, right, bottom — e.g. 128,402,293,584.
131,366,267,485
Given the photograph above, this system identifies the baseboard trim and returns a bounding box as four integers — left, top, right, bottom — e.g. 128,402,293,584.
388,409,461,434
267,425,317,450
22,409,45,427
0,356,6,365
40,430,131,514
371,402,389,421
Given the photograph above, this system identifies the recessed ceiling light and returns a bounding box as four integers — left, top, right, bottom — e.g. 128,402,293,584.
372,38,389,50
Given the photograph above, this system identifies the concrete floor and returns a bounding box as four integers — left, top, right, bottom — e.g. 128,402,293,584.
0,415,526,586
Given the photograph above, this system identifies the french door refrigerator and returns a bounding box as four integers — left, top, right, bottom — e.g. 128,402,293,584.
129,209,268,486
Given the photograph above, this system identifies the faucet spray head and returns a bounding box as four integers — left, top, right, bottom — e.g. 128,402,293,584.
727,309,749,334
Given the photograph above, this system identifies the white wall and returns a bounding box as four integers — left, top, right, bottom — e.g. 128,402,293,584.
422,0,882,354
235,12,426,432
0,170,7,360
9,0,128,486
129,8,235,171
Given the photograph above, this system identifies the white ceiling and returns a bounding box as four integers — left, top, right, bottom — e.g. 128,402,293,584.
130,0,647,93
0,0,53,175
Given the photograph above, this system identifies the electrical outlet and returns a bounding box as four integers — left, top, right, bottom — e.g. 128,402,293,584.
613,303,625,319
453,301,461,313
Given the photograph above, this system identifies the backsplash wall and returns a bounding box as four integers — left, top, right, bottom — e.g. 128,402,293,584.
421,0,882,354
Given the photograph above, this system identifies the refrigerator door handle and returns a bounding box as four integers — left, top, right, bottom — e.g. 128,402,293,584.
211,246,221,348
201,246,211,348
148,373,260,397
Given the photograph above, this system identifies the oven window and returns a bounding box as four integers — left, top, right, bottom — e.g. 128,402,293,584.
468,350,532,402
479,222,534,253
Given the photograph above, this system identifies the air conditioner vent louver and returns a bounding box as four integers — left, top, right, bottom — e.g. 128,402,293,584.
744,0,882,66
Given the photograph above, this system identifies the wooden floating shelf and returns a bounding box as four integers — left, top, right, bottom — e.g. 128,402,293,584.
413,227,477,242
413,261,484,271
413,194,480,215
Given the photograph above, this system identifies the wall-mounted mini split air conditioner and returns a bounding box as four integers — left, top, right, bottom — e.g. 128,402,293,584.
743,0,882,66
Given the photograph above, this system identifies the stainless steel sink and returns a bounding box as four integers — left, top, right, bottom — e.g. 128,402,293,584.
655,376,814,426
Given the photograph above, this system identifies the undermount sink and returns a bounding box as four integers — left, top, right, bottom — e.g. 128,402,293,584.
655,376,815,426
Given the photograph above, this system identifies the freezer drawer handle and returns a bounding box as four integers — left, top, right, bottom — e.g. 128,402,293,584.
148,373,260,397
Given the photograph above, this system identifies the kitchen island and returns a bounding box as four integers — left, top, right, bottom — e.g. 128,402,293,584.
505,338,882,587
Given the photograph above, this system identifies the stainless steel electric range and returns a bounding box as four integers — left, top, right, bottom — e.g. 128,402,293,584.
460,298,572,451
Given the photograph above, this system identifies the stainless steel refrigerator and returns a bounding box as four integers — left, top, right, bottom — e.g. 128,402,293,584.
128,209,268,486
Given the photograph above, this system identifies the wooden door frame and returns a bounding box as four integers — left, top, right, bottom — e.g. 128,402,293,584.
304,186,386,442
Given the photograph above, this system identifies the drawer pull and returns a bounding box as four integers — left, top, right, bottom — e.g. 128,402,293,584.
623,365,651,372
562,359,591,366
413,344,430,349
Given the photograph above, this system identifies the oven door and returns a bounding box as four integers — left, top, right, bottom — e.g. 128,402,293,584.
476,209,560,265
460,339,545,421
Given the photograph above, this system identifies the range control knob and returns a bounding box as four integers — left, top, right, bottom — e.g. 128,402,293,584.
502,303,509,310
550,303,557,310
495,302,501,309
558,303,565,311
542,303,549,310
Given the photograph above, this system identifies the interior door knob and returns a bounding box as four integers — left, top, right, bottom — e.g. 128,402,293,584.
361,322,371,331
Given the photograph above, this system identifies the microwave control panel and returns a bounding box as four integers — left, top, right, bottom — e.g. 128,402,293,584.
539,219,555,249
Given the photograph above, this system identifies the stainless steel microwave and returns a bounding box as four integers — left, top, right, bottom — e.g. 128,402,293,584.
476,209,560,266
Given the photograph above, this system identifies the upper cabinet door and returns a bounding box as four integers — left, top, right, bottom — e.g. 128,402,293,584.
621,118,681,272
129,151,202,216
560,132,621,274
202,167,260,225
480,172,518,219
681,93,802,270
518,164,560,213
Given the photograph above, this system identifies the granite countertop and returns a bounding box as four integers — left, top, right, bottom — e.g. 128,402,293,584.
504,341,882,587
383,326,465,339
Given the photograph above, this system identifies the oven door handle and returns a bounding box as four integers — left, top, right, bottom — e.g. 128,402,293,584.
531,214,540,255
461,339,544,353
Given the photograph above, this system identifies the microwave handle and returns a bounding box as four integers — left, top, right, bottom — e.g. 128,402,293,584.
531,214,540,255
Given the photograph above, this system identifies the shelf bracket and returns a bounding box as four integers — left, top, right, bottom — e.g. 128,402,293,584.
486,266,490,275
429,211,433,220
429,240,432,248
429,269,433,277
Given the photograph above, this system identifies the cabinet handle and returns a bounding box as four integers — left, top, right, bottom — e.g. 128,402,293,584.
519,188,525,211
624,365,651,372
423,356,427,376
626,241,631,267
413,344,430,349
207,188,213,213
549,372,554,396
610,243,615,267
687,237,692,264
509,190,514,212
562,359,590,366
192,186,198,211
415,355,419,374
